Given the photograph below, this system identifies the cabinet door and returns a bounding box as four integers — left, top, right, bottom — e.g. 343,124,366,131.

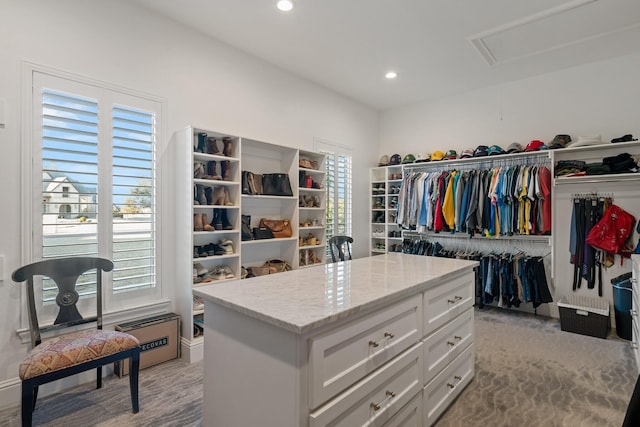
309,343,423,427
309,295,422,409
423,273,474,335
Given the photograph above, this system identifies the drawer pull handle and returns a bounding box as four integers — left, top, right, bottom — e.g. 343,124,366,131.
447,341,455,347
447,299,456,304
454,375,462,381
454,335,462,340
369,340,380,348
447,383,455,389
384,332,395,339
371,390,397,411
631,310,638,316
632,342,639,350
454,296,463,301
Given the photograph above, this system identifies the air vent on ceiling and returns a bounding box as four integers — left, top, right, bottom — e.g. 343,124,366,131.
469,0,640,66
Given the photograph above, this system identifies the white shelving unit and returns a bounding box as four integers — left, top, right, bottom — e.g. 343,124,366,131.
369,164,403,255
176,126,326,362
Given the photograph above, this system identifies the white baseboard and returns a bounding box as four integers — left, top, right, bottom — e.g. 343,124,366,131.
0,377,20,412
181,336,203,363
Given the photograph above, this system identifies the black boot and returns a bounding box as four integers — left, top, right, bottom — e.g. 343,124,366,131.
241,215,252,241
196,132,207,153
212,209,223,230
205,187,214,205
220,208,233,230
207,161,221,180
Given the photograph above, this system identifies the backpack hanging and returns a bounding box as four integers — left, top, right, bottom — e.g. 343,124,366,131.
586,204,635,255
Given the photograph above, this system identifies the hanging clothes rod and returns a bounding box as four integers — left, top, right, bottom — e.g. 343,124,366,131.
403,151,551,172
402,230,551,242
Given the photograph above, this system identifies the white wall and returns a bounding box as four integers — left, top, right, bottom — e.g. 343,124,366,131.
0,0,378,410
379,53,640,318
380,53,640,157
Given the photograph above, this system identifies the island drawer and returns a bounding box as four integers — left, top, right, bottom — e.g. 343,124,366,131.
423,272,474,336
422,344,474,426
309,294,422,409
309,343,423,427
422,307,473,385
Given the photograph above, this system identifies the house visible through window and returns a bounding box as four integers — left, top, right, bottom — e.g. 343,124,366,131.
31,69,162,313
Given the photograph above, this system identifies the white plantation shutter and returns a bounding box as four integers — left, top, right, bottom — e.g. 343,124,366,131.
41,90,100,300
111,105,156,292
32,70,162,311
316,140,352,255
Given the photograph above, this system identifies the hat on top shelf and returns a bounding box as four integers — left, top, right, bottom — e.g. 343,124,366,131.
473,145,489,157
389,153,402,165
548,134,571,149
611,134,638,143
525,140,547,151
566,135,604,148
431,150,445,161
488,145,504,156
506,142,524,153
444,150,458,160
402,153,416,164
378,154,389,166
460,148,474,158
415,153,431,163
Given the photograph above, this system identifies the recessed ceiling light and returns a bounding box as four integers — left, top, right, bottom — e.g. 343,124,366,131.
385,71,398,79
277,0,294,11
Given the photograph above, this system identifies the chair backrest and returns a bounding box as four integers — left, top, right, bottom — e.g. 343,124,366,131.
12,257,114,348
328,236,353,262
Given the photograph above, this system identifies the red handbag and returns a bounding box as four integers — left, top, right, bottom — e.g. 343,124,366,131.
586,204,635,254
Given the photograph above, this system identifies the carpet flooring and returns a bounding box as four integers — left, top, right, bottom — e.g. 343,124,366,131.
0,307,636,426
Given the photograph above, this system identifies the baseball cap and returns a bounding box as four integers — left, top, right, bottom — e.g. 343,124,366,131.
444,150,457,160
488,145,504,156
566,135,603,148
548,134,571,149
525,140,545,151
415,153,430,163
389,154,401,165
506,142,523,153
473,145,489,157
378,155,389,166
460,148,474,158
402,154,416,164
431,150,445,161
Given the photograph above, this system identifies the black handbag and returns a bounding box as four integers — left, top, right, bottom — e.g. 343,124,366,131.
262,173,293,196
241,215,253,241
252,226,274,240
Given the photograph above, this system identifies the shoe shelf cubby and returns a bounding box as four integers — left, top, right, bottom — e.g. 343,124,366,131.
177,127,327,362
370,165,402,255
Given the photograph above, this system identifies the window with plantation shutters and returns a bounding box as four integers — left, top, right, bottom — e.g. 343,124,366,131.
31,69,163,316
316,140,352,256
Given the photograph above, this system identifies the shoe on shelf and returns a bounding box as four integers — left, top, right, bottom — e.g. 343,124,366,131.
211,266,226,280
219,239,234,255
193,295,204,311
221,265,235,279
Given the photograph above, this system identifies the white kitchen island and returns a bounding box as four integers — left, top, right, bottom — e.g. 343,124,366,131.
194,253,478,427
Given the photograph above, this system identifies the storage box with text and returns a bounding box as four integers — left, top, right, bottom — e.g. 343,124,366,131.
114,312,181,377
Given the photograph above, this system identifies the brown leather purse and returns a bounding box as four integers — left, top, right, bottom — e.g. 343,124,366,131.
259,218,293,238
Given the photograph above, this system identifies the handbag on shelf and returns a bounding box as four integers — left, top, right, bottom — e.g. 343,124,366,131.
259,218,293,238
261,173,293,197
252,226,274,240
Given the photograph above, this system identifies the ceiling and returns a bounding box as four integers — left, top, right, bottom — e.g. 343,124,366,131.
134,0,640,111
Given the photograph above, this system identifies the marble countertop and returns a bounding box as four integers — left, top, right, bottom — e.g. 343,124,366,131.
193,253,478,334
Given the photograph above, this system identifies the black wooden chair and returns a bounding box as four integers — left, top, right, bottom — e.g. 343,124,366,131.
12,257,141,427
328,235,353,262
